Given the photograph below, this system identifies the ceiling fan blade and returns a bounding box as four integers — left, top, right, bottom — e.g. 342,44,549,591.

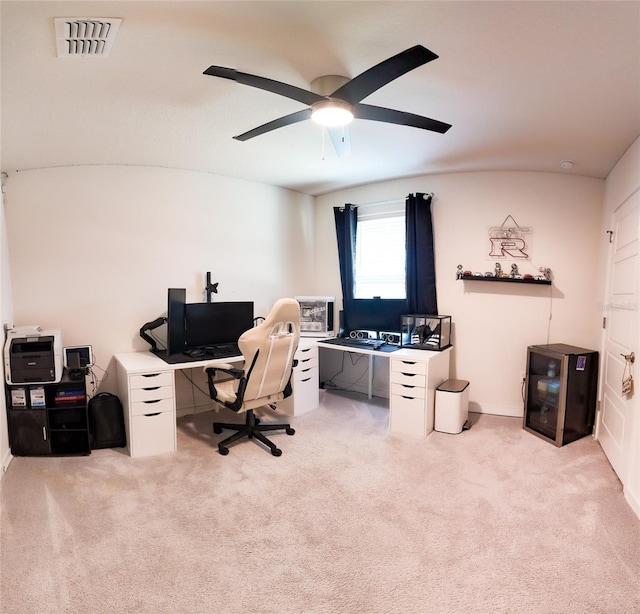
204,66,324,107
327,126,351,157
330,45,438,105
233,109,312,141
355,103,452,134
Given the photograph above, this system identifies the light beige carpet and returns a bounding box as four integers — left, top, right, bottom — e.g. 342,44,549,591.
1,390,639,614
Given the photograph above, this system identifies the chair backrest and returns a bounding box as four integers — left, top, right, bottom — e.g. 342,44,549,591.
237,298,300,406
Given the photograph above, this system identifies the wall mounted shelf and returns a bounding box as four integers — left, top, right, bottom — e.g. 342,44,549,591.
459,274,551,286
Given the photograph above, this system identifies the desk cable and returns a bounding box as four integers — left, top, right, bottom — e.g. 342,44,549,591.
84,356,108,399
321,351,370,393
178,368,218,417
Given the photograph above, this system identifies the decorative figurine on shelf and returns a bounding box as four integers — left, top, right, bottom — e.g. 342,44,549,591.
494,262,502,278
510,263,519,278
456,264,463,280
544,268,553,281
484,271,494,277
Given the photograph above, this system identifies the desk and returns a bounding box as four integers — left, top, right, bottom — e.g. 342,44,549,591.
115,351,238,458
317,341,451,437
115,340,447,456
317,340,392,400
115,338,319,458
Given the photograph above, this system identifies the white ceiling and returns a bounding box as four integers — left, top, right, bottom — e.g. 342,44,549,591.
2,1,639,196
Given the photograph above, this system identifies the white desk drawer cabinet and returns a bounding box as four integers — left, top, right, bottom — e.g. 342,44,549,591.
116,354,177,458
390,382,426,400
280,341,319,416
388,349,450,437
130,372,173,390
389,394,427,435
130,410,175,458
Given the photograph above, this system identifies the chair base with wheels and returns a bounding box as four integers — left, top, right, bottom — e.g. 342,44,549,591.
213,407,295,456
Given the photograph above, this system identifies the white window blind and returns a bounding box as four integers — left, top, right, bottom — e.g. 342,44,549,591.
354,201,406,299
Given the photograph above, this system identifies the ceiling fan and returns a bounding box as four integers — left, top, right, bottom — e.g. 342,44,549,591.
203,45,452,156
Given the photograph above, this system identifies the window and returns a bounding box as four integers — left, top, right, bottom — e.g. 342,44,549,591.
354,202,406,299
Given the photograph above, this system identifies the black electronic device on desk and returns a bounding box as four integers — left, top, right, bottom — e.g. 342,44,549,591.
183,301,253,352
63,345,93,380
182,343,242,361
342,298,407,336
140,291,254,364
321,337,399,353
332,297,407,353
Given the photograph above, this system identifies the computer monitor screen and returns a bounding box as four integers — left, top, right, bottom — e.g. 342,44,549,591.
166,288,186,355
184,302,254,349
342,298,408,334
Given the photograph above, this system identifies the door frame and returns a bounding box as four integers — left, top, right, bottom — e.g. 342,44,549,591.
596,186,640,519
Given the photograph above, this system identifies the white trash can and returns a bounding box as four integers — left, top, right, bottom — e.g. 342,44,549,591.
435,379,470,434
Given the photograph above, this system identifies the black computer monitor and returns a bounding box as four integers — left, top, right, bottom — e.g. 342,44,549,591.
342,298,408,334
184,301,254,349
166,288,186,356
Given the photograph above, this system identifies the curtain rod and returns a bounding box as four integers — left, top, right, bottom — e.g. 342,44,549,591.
356,192,434,208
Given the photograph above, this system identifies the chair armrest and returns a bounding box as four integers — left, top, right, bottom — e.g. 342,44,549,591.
203,363,243,379
204,364,244,404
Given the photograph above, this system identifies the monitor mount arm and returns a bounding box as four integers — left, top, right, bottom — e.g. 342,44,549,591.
139,317,167,351
205,271,219,303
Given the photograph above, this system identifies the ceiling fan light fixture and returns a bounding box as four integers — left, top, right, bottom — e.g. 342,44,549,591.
311,100,354,127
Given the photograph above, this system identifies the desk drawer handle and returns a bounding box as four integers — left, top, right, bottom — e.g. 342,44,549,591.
401,385,416,390
141,373,162,378
401,373,417,378
142,386,161,391
300,348,312,353
143,399,161,404
401,361,417,366
143,412,162,417
401,395,416,400
301,377,312,383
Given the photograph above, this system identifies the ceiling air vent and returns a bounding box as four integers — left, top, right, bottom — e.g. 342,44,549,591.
54,18,122,57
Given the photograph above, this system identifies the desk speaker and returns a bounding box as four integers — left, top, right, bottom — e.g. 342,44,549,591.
380,331,402,345
349,330,376,340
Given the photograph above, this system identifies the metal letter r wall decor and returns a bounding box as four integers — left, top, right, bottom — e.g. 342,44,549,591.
488,215,532,260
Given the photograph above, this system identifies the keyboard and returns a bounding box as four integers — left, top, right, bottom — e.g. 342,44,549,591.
323,337,383,350
202,343,241,359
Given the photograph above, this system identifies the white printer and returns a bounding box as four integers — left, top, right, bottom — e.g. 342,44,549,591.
4,326,63,385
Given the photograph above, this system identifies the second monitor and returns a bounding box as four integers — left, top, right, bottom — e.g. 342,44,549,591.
342,298,408,337
184,301,254,350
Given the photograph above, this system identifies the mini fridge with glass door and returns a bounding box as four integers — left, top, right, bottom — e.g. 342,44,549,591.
523,344,599,447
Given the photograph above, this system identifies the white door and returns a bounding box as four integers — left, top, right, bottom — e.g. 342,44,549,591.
597,189,639,483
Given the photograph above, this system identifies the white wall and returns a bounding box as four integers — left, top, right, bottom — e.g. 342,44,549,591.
3,166,315,411
600,135,640,518
1,187,14,471
315,171,604,415
0,166,607,451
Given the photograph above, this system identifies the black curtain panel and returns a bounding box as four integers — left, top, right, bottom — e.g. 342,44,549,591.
406,192,438,314
333,204,358,301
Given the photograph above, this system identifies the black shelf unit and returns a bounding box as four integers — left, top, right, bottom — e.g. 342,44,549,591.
523,344,598,447
5,370,90,456
460,274,551,285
